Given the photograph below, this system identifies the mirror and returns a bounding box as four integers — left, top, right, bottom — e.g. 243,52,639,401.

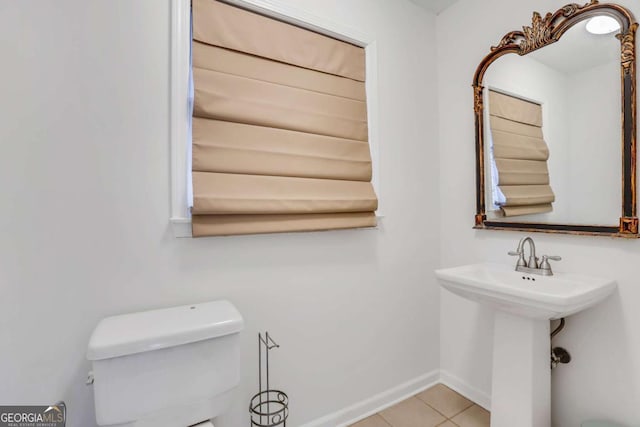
473,1,639,237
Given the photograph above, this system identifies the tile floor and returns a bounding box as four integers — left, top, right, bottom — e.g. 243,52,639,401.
349,384,490,427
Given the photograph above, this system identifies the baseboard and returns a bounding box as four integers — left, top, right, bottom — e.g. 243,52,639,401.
299,369,492,427
439,370,492,411
299,370,440,427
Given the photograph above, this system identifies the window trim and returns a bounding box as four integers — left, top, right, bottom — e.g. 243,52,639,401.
170,0,381,237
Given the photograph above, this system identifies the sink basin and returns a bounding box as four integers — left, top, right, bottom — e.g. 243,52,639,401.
436,262,616,319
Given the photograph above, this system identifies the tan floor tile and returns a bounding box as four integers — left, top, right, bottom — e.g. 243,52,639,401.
451,405,491,427
416,384,474,418
379,397,447,427
350,414,392,427
437,421,459,427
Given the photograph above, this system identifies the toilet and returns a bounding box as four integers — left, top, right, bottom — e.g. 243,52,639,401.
87,300,244,427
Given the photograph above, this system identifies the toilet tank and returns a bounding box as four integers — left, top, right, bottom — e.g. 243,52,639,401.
87,300,244,427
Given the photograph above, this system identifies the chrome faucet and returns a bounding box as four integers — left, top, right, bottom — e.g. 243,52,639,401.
508,236,561,276
509,236,538,268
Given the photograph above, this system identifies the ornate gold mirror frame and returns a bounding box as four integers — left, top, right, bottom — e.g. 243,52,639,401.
473,1,639,237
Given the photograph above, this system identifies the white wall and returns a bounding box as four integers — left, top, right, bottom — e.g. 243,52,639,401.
567,59,621,224
438,1,640,426
0,1,439,427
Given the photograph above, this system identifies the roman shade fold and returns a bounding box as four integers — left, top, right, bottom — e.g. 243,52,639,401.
488,91,543,126
192,172,378,215
494,159,549,185
191,0,377,236
500,204,553,217
192,212,377,237
192,119,372,181
498,185,555,206
490,116,549,160
193,67,368,141
489,90,555,217
192,0,365,81
192,42,366,101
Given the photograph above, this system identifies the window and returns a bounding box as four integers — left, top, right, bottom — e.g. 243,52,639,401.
485,89,555,218
170,0,380,237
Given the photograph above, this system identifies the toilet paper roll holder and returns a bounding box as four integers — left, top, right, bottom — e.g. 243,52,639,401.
249,332,289,427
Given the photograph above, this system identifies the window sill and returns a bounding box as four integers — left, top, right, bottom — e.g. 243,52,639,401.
169,215,385,238
169,217,194,238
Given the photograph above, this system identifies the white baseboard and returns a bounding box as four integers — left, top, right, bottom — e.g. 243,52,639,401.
299,370,492,427
439,370,492,411
299,370,440,427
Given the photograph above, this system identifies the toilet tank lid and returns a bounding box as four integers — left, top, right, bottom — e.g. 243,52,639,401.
87,300,244,361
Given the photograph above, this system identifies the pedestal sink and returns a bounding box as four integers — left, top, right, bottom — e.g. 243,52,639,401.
435,263,616,427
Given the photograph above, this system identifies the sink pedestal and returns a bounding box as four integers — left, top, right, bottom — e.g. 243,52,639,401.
436,262,616,427
491,311,550,427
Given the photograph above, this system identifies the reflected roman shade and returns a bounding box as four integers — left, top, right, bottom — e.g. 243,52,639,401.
489,90,555,217
191,0,377,237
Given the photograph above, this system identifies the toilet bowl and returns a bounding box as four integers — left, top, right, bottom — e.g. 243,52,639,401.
87,300,244,427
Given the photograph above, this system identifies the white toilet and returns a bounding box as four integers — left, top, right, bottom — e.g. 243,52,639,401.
87,300,244,427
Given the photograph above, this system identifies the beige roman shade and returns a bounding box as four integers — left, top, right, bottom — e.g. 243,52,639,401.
191,0,377,237
489,90,554,217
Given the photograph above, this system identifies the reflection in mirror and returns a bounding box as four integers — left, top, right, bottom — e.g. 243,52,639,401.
483,16,621,225
485,90,555,218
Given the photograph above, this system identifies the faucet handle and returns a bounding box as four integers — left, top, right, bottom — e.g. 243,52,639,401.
540,255,561,273
508,249,527,267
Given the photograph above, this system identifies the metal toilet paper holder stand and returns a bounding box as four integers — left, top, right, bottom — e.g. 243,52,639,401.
249,332,289,427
